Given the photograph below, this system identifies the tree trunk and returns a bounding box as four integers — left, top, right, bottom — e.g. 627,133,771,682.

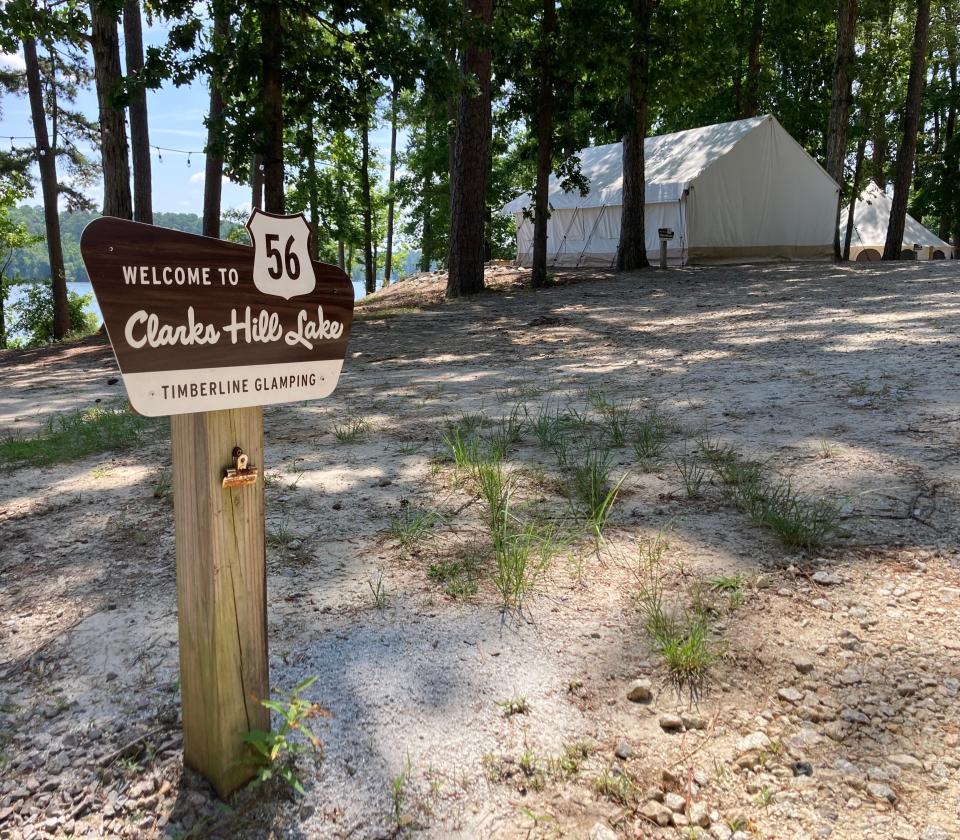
446,0,494,298
531,0,556,288
347,243,354,278
883,0,930,260
23,37,69,340
338,239,345,270
361,105,374,295
383,80,399,286
90,0,132,219
740,0,765,118
939,21,957,243
123,0,152,224
260,1,284,213
617,0,655,272
306,114,320,260
202,2,228,238
420,172,433,271
825,0,858,260
843,133,867,260
251,154,264,210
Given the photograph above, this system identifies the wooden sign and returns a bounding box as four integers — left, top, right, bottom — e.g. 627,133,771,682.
80,210,354,416
658,228,675,240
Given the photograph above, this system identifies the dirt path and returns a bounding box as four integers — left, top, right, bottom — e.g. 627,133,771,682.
1,261,959,840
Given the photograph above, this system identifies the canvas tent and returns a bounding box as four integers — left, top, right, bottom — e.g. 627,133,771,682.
843,181,955,261
502,114,840,267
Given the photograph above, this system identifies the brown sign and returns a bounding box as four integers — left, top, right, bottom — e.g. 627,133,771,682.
80,211,354,416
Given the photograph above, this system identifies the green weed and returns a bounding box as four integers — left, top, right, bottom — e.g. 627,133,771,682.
633,411,669,460
333,416,368,443
497,696,530,717
492,521,556,608
243,676,327,795
427,553,481,599
0,402,159,470
675,455,706,498
387,508,440,553
368,573,388,610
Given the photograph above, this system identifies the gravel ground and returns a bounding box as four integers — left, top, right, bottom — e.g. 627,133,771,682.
1,260,960,839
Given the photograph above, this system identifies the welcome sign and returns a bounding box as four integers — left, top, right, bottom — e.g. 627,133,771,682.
80,211,354,416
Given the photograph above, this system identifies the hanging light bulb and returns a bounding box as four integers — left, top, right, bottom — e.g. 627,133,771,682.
187,153,191,167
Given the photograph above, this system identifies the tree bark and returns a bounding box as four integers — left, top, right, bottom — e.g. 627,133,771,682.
446,0,494,298
939,19,957,243
531,0,556,288
23,37,69,340
843,133,867,260
251,154,264,210
360,103,374,295
306,113,320,260
617,0,656,272
740,0,765,118
202,1,228,238
420,171,433,271
883,0,930,260
90,0,132,219
383,82,399,286
260,0,284,213
123,0,152,224
825,0,858,260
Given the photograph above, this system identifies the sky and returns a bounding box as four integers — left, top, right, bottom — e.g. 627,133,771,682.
0,17,400,218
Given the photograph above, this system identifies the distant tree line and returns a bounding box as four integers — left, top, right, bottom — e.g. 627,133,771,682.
0,0,956,342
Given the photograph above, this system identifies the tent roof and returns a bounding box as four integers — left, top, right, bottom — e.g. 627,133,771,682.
502,114,774,214
846,182,951,250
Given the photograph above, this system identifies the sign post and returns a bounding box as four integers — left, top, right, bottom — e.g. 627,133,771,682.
81,212,353,796
658,227,674,269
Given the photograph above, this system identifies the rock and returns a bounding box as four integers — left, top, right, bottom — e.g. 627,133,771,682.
793,655,815,675
640,800,672,827
790,761,813,777
589,823,618,840
672,812,690,827
920,828,952,840
682,713,706,730
659,714,683,732
892,821,919,840
688,801,710,827
833,758,861,777
838,668,861,685
663,792,686,812
777,687,803,704
710,826,733,840
822,721,848,742
735,731,771,756
887,753,921,770
866,782,897,804
812,570,843,585
627,679,653,703
614,741,633,760
811,598,834,611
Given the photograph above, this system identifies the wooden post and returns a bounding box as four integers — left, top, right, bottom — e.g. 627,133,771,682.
171,407,270,797
660,239,668,269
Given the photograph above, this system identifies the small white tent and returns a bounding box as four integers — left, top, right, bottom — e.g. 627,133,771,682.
502,114,840,267
843,182,955,261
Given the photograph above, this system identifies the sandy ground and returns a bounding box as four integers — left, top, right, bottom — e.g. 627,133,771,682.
2,260,960,840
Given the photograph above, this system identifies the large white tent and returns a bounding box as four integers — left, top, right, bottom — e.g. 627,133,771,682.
502,114,840,267
843,181,955,261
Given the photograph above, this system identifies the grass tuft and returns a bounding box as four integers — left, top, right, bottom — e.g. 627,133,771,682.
0,402,159,470
333,416,368,443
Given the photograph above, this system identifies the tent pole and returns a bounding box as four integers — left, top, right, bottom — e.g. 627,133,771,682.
552,205,579,266
578,204,606,268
